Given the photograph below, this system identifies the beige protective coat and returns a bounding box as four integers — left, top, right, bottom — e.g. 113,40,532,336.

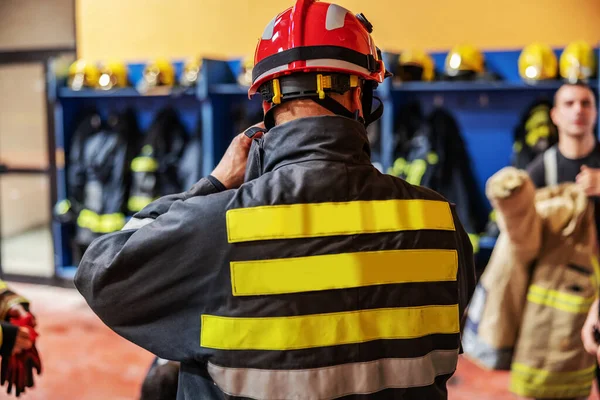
463,167,598,399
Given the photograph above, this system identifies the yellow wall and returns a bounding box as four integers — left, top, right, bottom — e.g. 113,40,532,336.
77,0,600,63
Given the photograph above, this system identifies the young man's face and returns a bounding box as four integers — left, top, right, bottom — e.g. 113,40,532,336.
551,85,598,138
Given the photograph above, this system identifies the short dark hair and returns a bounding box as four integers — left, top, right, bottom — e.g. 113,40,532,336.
554,81,597,105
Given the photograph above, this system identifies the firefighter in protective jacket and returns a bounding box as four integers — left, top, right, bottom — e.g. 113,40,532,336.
75,1,476,398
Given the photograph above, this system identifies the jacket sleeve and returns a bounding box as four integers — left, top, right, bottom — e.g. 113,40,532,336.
486,167,541,264
451,206,476,334
0,281,29,321
74,176,230,363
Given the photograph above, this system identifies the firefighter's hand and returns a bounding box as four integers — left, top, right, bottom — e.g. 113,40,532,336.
576,165,600,197
211,123,266,189
581,298,600,362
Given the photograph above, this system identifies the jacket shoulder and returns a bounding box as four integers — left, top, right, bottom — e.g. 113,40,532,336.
386,174,452,204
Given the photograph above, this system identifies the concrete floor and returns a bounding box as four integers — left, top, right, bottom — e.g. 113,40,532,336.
5,281,600,400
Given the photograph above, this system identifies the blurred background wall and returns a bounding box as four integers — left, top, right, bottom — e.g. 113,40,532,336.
76,0,600,62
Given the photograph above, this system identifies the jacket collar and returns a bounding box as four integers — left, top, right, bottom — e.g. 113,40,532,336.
244,115,372,180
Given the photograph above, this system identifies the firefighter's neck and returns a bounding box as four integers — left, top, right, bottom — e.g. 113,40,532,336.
558,130,596,159
273,93,356,126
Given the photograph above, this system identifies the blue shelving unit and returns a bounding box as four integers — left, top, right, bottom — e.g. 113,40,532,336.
49,45,600,278
377,47,600,252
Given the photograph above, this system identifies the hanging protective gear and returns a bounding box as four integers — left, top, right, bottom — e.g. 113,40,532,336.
444,44,485,80
512,99,558,169
396,49,436,82
180,57,202,87
560,40,597,83
127,108,187,213
97,60,128,90
389,107,488,253
248,0,391,129
518,43,558,82
75,109,139,247
67,59,100,91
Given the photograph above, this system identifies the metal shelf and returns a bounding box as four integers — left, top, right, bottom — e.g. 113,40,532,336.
392,80,598,93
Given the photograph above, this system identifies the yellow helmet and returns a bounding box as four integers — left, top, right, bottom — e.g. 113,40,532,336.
97,60,128,90
180,57,202,87
142,58,176,88
67,59,100,90
397,50,435,81
444,45,485,78
237,57,254,87
559,40,597,82
518,43,558,81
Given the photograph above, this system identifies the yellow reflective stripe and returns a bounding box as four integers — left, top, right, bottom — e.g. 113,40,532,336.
77,209,125,233
201,304,459,350
390,157,407,176
127,196,156,212
0,281,7,290
231,249,458,296
510,366,593,398
226,200,455,243
527,284,595,314
529,284,595,306
426,152,439,165
405,159,427,185
77,209,97,230
55,199,72,215
512,363,595,384
131,156,158,172
510,379,591,398
99,213,126,232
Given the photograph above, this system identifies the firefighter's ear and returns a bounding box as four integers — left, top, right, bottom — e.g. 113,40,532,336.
350,86,363,118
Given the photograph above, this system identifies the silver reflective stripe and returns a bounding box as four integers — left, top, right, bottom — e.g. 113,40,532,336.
261,16,277,40
122,217,154,231
305,59,371,76
208,349,459,400
325,4,348,30
253,64,291,86
543,146,558,186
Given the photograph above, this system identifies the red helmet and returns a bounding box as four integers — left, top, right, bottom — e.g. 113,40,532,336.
248,0,388,99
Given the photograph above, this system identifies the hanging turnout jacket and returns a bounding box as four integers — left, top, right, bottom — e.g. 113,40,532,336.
511,99,558,170
54,110,102,225
389,107,487,252
68,109,138,247
128,108,187,213
75,116,477,400
463,167,598,399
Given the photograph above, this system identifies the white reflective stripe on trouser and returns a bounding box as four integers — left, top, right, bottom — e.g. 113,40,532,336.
207,349,459,400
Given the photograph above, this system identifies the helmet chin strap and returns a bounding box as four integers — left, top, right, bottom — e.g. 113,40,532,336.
263,92,384,130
